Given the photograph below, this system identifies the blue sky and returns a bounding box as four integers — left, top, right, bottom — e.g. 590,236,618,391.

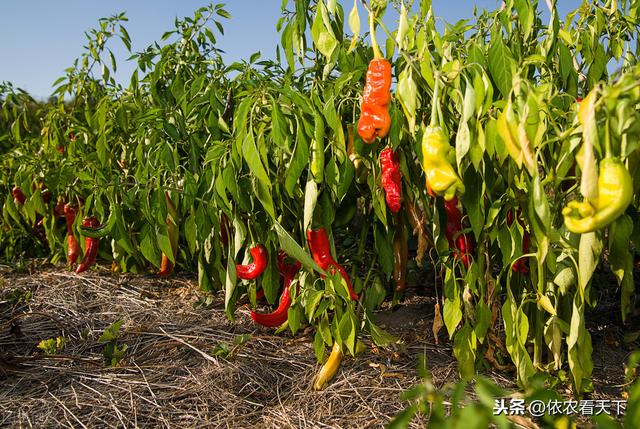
0,1,581,98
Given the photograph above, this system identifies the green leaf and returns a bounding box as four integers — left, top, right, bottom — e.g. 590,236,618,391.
609,215,634,321
338,307,357,355
347,0,360,52
273,221,323,274
224,239,238,320
453,323,476,379
532,175,551,232
397,67,418,134
578,232,603,296
99,320,124,342
314,330,326,361
285,116,310,196
303,178,319,233
488,37,514,98
460,168,484,240
443,268,462,337
288,305,303,334
242,133,271,188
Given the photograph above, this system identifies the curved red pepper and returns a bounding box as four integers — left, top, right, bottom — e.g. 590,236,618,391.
306,228,358,301
76,216,100,274
380,147,402,213
250,255,301,328
236,244,268,280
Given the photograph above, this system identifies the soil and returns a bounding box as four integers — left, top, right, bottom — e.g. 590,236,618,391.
0,263,636,428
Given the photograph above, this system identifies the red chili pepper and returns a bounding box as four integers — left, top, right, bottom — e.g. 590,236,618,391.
357,59,392,143
64,204,79,265
443,197,472,268
250,253,301,328
12,186,25,205
507,209,530,274
306,228,358,301
236,244,268,280
54,199,66,217
76,216,100,274
380,147,402,213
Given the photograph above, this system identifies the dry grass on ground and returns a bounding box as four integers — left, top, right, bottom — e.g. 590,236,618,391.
0,264,632,428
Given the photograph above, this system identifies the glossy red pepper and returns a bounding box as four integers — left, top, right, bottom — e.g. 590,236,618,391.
380,147,402,213
250,252,301,328
236,244,268,280
306,228,358,301
12,186,25,205
64,204,79,265
76,216,100,274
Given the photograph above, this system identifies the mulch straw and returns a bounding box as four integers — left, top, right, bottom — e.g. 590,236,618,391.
0,264,628,428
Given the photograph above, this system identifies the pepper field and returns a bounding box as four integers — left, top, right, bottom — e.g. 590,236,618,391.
1,1,640,428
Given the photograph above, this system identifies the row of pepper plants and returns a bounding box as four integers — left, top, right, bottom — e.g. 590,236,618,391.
1,0,640,394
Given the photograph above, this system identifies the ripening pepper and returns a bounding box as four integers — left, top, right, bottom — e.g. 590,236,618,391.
357,59,392,143
236,244,268,280
443,198,473,268
12,186,25,205
76,216,100,274
562,157,633,233
306,228,358,301
250,253,301,328
64,204,79,266
313,341,343,391
422,126,465,201
380,147,402,213
159,191,179,278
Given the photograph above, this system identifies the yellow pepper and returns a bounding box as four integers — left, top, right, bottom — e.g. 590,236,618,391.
421,126,465,201
313,342,343,390
562,158,633,233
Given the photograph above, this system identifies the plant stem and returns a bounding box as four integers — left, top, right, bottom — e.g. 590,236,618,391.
369,11,382,59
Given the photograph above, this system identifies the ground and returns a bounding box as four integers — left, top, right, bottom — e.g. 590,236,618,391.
0,263,634,428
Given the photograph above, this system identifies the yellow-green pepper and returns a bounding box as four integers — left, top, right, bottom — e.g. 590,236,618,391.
562,158,633,233
421,126,465,201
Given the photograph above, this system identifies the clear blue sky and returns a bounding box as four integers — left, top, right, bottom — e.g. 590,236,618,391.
0,0,581,99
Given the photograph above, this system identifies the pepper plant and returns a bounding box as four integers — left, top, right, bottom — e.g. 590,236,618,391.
1,0,640,394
